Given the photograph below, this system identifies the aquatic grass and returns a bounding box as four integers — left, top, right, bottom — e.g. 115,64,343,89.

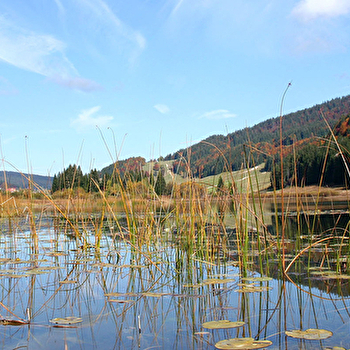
1,103,350,348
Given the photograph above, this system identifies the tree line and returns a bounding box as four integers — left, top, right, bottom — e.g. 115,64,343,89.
164,95,350,179
266,115,350,189
51,163,173,196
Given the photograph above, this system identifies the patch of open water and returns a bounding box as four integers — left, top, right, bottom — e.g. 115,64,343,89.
0,216,349,349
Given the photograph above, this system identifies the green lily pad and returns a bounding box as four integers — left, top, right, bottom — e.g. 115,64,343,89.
49,316,83,325
215,337,272,349
202,320,245,329
2,274,24,278
142,292,168,297
236,285,271,293
202,278,236,285
23,268,50,275
285,328,333,340
322,274,350,280
59,280,78,284
241,277,273,282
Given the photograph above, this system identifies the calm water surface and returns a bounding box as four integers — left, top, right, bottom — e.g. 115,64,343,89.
0,213,349,350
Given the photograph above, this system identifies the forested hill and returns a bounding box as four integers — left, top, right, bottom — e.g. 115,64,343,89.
164,95,350,178
0,171,52,190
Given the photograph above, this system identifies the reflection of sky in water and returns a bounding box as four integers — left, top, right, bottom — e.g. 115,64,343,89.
0,218,349,349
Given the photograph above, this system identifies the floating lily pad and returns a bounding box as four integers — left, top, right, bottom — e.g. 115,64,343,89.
322,274,350,280
202,320,245,329
0,319,28,326
285,328,333,340
2,274,24,278
49,316,83,325
308,266,330,271
105,292,138,297
23,269,50,275
59,280,78,284
46,252,67,256
202,278,236,285
241,277,273,282
215,337,272,349
236,285,271,293
309,270,333,276
237,283,257,287
41,266,65,270
142,292,168,297
108,299,134,304
124,264,146,269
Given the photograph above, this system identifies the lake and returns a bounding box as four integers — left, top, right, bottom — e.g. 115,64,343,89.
0,206,349,350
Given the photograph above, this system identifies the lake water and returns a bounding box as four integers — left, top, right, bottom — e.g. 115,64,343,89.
0,212,350,350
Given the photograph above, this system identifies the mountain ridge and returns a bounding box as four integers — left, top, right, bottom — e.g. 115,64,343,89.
0,171,52,190
101,94,350,179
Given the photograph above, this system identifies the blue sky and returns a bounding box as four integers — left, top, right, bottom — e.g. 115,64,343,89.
0,0,350,176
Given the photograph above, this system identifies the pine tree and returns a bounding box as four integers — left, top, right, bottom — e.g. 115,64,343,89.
154,170,166,195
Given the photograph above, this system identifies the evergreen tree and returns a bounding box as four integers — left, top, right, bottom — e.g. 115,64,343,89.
154,170,166,195
217,175,224,194
88,169,100,192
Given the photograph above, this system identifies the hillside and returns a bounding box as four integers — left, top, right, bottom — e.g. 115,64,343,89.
163,95,350,178
0,171,52,190
97,94,350,191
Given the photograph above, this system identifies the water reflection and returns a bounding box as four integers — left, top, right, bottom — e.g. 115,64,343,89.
0,215,349,349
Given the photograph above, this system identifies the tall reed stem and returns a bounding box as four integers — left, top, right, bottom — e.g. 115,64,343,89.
280,82,291,273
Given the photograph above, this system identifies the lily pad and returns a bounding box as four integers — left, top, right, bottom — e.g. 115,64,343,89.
59,280,78,284
105,292,138,297
285,328,333,340
202,278,236,285
215,337,272,349
236,285,271,293
322,274,350,280
202,320,245,329
108,299,134,304
0,319,29,326
49,316,83,325
241,277,273,282
142,292,168,297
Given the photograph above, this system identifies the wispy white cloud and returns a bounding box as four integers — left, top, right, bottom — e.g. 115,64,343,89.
289,0,350,54
50,76,102,92
198,109,236,120
170,0,186,16
71,106,114,130
0,16,101,92
292,0,350,21
154,104,170,114
54,0,65,16
77,0,146,62
0,18,74,76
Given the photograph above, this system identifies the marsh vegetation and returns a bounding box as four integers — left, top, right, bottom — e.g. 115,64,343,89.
0,160,350,350
1,103,350,349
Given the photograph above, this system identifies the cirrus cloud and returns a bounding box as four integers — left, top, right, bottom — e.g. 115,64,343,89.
198,109,236,120
154,104,170,114
76,0,146,63
71,106,113,130
0,16,101,92
50,76,102,92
